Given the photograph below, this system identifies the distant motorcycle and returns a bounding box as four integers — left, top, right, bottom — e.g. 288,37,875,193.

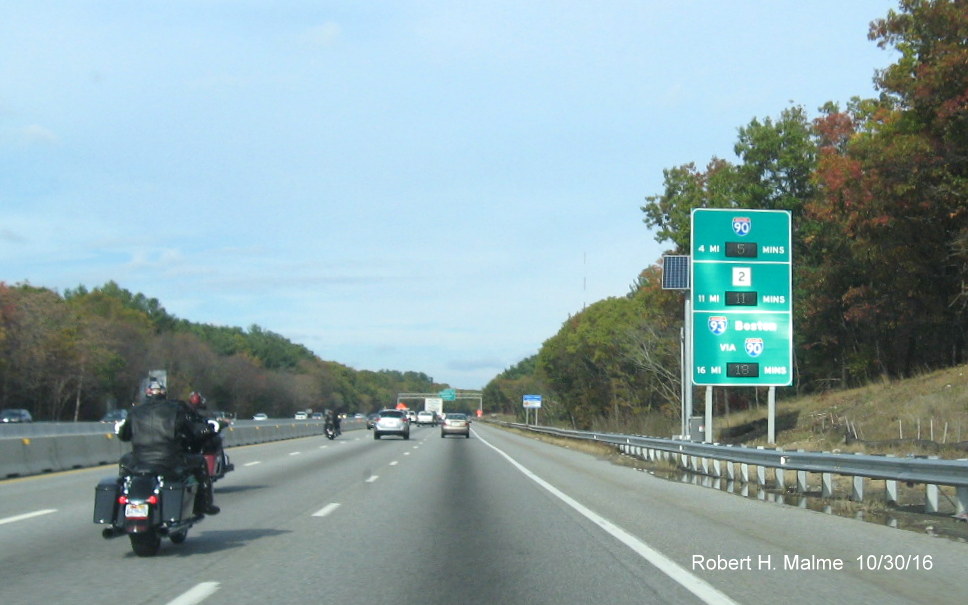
324,423,336,440
94,465,205,557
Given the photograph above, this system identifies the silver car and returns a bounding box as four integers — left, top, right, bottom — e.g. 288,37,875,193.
440,413,470,438
373,410,410,440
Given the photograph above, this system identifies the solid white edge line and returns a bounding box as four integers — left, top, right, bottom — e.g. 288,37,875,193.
313,503,341,517
475,433,740,605
166,581,220,605
0,509,57,526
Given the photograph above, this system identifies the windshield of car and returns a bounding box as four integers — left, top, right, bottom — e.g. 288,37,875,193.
381,411,404,418
447,413,467,420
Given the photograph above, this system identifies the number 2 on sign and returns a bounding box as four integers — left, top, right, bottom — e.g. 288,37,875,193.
732,267,752,287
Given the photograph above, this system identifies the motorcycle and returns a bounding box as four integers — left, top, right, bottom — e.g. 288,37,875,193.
94,465,205,557
324,423,336,440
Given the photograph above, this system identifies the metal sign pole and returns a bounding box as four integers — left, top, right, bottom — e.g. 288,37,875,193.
768,386,776,444
705,387,713,444
684,296,693,437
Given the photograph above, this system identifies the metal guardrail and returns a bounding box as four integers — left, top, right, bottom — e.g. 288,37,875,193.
508,423,968,515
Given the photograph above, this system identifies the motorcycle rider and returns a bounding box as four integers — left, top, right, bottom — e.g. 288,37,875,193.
324,408,341,436
116,381,220,516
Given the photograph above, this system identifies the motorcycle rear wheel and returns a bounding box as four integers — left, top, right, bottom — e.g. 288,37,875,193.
130,531,161,557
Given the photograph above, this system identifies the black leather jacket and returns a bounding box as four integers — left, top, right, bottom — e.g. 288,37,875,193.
118,398,213,468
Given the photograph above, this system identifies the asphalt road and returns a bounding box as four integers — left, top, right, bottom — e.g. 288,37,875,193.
1,422,965,604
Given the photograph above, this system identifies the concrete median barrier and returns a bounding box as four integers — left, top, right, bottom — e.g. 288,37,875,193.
1,420,362,479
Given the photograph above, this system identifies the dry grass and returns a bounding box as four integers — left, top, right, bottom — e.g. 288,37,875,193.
578,364,968,458
727,365,968,456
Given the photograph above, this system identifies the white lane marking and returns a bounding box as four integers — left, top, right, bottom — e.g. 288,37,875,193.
389,461,399,466
319,445,329,449
476,433,740,605
243,461,261,467
313,503,341,517
166,582,220,605
0,509,57,526
403,452,410,456
289,451,301,456
365,475,379,483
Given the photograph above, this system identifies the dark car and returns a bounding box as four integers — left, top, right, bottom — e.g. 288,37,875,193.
366,413,380,430
1,408,33,423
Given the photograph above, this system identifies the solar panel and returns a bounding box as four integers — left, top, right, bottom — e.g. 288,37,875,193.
661,255,690,290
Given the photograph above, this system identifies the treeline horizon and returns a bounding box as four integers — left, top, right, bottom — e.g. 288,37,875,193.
0,280,447,421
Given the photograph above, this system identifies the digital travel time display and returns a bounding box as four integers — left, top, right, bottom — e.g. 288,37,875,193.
725,241,757,258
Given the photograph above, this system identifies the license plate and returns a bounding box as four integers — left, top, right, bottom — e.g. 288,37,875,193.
125,503,149,519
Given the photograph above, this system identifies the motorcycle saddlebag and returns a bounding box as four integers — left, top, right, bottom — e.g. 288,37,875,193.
93,476,122,524
160,479,197,523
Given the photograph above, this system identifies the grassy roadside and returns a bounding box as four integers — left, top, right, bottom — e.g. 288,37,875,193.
713,363,968,457
486,366,968,541
499,363,968,458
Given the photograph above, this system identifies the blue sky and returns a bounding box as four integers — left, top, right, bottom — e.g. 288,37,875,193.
1,1,899,389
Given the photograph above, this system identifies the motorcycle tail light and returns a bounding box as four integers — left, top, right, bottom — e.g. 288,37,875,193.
147,495,159,505
118,495,128,504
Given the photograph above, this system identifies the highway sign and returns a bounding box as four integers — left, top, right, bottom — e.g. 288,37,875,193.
439,388,457,401
690,208,792,386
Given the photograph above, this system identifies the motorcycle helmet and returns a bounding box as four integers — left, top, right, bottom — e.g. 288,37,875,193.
189,391,206,409
145,381,167,400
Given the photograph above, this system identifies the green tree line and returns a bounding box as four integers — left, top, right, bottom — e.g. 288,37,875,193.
485,1,968,429
0,281,445,421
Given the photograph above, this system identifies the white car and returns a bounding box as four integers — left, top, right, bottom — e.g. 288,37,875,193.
294,411,308,420
253,413,268,421
416,410,436,426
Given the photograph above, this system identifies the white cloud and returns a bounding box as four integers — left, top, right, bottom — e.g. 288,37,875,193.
19,124,59,145
304,22,341,47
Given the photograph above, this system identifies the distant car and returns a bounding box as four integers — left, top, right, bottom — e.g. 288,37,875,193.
406,410,417,424
253,413,269,421
294,411,308,420
416,410,436,426
99,409,128,423
209,411,234,425
441,413,470,438
311,412,324,420
373,409,409,440
366,413,380,430
1,408,33,423
353,413,365,419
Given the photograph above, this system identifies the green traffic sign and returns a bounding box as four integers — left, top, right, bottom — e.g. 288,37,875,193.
691,209,792,386
439,389,457,401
